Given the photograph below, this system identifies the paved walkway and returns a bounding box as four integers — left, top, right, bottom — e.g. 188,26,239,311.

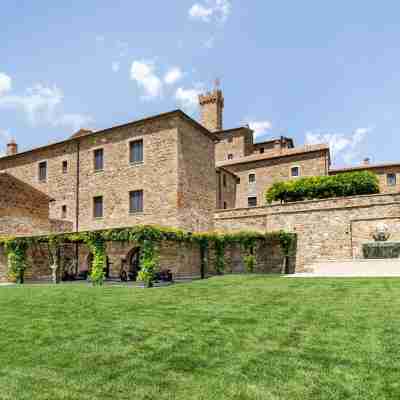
289,259,400,277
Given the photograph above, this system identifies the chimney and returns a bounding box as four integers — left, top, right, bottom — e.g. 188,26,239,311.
363,157,370,165
198,89,224,132
6,139,18,156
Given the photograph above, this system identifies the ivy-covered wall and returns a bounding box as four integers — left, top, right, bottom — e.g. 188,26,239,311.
0,226,295,283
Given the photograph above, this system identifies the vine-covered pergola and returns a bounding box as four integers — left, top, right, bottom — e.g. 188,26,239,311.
0,225,296,287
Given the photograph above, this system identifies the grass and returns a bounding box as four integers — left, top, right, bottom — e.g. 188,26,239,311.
1,275,400,399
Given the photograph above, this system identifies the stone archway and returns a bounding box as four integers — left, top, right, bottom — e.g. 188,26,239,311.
121,247,141,281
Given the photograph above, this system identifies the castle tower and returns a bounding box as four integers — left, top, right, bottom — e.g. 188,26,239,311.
6,139,18,156
198,89,224,132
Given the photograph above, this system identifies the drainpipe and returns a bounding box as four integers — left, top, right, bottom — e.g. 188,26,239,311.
75,140,81,275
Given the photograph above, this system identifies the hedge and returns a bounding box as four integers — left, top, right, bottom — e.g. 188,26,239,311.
265,171,380,204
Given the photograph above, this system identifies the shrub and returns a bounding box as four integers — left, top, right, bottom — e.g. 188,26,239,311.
265,171,379,204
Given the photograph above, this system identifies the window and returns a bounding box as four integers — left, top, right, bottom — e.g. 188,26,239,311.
227,154,233,160
129,190,143,213
38,161,47,182
223,174,227,187
61,205,67,219
94,149,104,171
223,201,227,209
228,137,233,143
62,160,68,174
260,148,265,154
291,166,300,178
249,173,256,184
93,196,103,218
387,173,397,186
248,197,257,207
129,139,143,164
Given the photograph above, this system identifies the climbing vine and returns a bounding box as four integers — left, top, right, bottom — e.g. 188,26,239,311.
137,239,160,288
4,238,28,284
0,226,297,285
82,232,106,286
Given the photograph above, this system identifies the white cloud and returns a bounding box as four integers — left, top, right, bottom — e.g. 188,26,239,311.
306,127,371,164
175,87,202,111
0,73,12,95
248,120,273,139
189,0,231,24
54,113,94,131
189,4,214,21
0,83,93,131
164,67,183,85
112,61,120,72
130,60,163,100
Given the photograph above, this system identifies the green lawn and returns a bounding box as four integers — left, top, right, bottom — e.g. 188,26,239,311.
1,276,400,400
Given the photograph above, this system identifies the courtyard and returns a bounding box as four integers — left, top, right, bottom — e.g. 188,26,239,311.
1,275,400,399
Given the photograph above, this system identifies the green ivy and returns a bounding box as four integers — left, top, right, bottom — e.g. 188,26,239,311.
82,232,106,286
0,226,297,284
4,238,28,284
265,171,380,204
137,240,160,288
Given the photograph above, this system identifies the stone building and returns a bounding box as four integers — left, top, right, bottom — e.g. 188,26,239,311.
1,87,400,277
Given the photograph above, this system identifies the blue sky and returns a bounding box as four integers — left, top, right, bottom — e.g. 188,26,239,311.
1,0,400,167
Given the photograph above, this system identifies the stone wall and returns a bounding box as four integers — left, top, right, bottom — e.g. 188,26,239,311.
215,128,253,162
77,117,181,231
330,165,400,195
0,142,79,229
176,118,217,232
0,112,216,234
0,237,287,282
216,168,237,210
215,192,400,272
220,150,329,209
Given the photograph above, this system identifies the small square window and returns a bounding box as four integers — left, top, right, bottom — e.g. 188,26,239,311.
130,140,143,164
387,173,397,186
249,173,256,184
248,197,257,207
61,205,67,219
62,160,68,174
129,190,143,213
291,166,300,177
227,154,233,160
38,161,47,182
260,148,265,154
93,196,103,218
228,137,233,143
94,149,104,171
223,201,227,209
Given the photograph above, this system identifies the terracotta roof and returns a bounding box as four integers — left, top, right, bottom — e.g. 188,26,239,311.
0,110,216,162
330,162,400,173
216,143,329,167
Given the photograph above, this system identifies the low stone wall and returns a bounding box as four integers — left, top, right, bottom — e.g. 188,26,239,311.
215,193,400,272
0,237,287,282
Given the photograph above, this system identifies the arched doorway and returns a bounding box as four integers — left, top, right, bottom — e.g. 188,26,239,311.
86,254,110,279
121,247,141,281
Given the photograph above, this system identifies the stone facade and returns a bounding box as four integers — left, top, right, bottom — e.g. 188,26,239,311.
198,90,224,132
0,111,217,234
217,148,329,209
330,163,400,195
0,172,73,236
216,167,238,209
215,192,400,271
